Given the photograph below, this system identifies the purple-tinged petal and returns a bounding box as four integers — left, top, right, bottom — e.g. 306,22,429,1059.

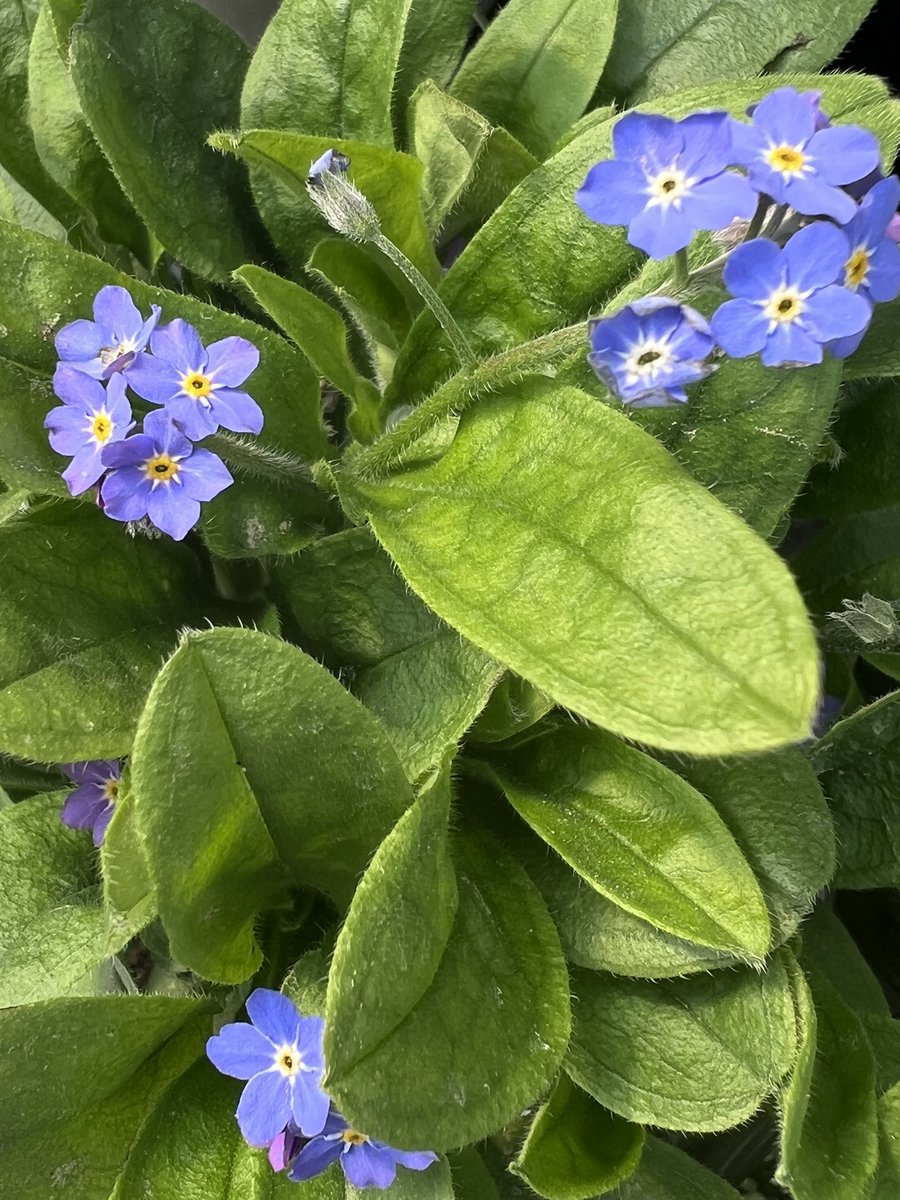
178,450,234,503
809,125,880,186
783,222,849,290
761,322,822,367
46,405,93,456
288,1136,344,1183
246,989,303,1047
206,337,260,387
61,786,107,831
102,434,157,470
52,366,107,413
146,485,201,541
62,444,106,496
856,175,900,238
164,395,220,441
865,242,900,302
802,285,871,341
269,1131,301,1173
710,299,770,358
576,159,648,226
55,319,104,368
682,171,757,229
142,409,194,458
126,354,182,406
206,1023,277,1080
236,1071,293,1148
723,238,784,304
888,214,900,244
389,1149,440,1171
781,173,857,223
63,760,118,785
101,468,152,522
342,1142,397,1189
208,389,264,435
150,319,207,373
322,1109,351,1137
133,305,162,354
92,803,115,847
291,1070,330,1137
751,87,816,145
92,286,143,340
627,203,695,258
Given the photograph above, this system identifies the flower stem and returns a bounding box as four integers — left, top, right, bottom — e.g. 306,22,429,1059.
370,231,478,368
208,432,315,485
743,195,771,242
672,248,690,289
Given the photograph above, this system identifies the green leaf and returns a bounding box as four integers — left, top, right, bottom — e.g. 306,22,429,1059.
567,956,797,1132
113,1058,307,1200
480,724,771,960
0,504,209,761
28,1,146,256
799,906,890,1018
448,1148,500,1200
325,822,571,1151
872,1083,900,1200
215,129,438,285
597,1,877,102
811,694,900,890
777,953,880,1200
513,1074,644,1200
468,674,552,744
0,0,84,234
0,218,329,464
794,504,900,614
130,627,413,981
845,299,900,379
242,0,413,148
673,749,835,944
0,1013,207,1198
0,359,68,494
0,792,136,1005
0,993,205,1142
450,0,619,158
610,1137,743,1199
409,81,539,238
70,0,270,282
345,382,819,755
275,529,499,782
394,0,474,118
235,264,385,443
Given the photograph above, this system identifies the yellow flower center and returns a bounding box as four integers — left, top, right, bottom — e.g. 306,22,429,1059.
276,1049,299,1077
183,371,213,399
766,144,807,175
91,412,113,443
103,778,119,803
765,287,805,324
341,1131,369,1146
144,454,180,483
845,247,870,289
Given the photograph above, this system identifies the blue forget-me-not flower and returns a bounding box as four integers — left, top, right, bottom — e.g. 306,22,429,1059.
288,1106,439,1189
55,285,160,379
588,297,716,407
730,87,880,224
576,111,757,258
100,409,233,541
126,318,263,442
61,759,121,846
44,369,133,496
206,989,330,1148
711,222,872,367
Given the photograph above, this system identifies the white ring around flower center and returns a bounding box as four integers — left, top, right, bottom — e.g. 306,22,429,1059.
645,166,692,209
763,285,807,326
764,142,809,178
623,338,674,386
99,336,138,366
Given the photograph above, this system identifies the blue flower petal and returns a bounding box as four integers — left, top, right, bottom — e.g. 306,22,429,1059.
206,336,260,387
178,449,234,504
710,298,770,358
576,159,647,226
810,125,880,187
62,443,105,496
150,318,207,374
289,1135,344,1183
142,409,194,458
55,319,105,370
342,1142,398,1189
750,87,816,146
92,286,141,341
783,222,848,290
100,468,152,522
761,322,822,367
206,1022,276,1080
146,485,202,542
246,989,303,1048
389,1149,440,1171
802,285,871,342
208,389,264,436
781,173,857,223
236,1070,292,1148
827,329,868,359
46,405,91,456
627,204,695,258
101,434,157,470
290,1067,331,1137
611,111,681,165
126,354,182,406
866,243,900,302
52,366,107,412
676,111,733,177
164,395,220,441
61,785,108,831
92,803,115,846
681,171,757,231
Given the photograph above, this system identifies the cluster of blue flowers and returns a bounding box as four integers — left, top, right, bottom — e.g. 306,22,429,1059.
207,989,438,1188
577,87,900,407
45,287,264,540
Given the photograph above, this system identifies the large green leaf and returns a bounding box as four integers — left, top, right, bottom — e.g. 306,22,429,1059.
0,358,68,494
596,1,877,102
28,1,146,256
0,792,135,1005
345,382,819,755
566,957,797,1132
394,0,473,120
0,993,205,1144
0,1013,207,1199
129,627,413,982
325,817,571,1150
70,0,270,282
0,504,209,762
480,724,771,959
513,1074,644,1200
844,298,900,379
777,954,879,1200
275,529,499,782
214,129,438,285
611,1137,742,1199
811,694,900,890
113,1059,304,1199
800,906,889,1018
0,218,329,465
450,0,619,158
242,0,412,148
